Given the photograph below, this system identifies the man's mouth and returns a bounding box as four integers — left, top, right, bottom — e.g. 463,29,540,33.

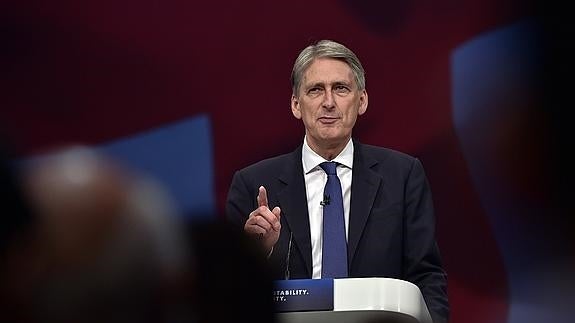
318,116,339,124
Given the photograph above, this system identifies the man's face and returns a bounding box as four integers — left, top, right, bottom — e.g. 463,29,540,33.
291,58,368,150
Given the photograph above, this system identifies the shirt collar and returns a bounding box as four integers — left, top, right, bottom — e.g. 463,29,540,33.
302,136,354,174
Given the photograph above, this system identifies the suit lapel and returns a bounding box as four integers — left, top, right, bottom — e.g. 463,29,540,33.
348,141,381,266
277,147,312,277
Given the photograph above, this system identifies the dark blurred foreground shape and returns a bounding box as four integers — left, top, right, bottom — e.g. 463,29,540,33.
0,146,194,322
0,145,276,323
188,219,276,323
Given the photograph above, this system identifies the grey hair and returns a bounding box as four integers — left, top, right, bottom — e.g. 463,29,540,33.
291,39,366,95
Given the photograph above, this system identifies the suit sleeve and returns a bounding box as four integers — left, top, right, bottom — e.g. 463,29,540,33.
404,158,449,323
225,170,256,230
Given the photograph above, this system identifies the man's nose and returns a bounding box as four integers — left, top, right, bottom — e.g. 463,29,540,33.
322,90,335,109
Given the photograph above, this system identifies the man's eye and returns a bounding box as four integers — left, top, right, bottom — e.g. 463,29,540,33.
334,85,350,93
308,88,322,94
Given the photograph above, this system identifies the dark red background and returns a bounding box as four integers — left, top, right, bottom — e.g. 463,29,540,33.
4,1,571,322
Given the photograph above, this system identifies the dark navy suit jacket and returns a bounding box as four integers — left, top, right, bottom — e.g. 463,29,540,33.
226,140,449,322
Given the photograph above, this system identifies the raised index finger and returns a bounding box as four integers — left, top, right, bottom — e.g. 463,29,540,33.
257,186,268,208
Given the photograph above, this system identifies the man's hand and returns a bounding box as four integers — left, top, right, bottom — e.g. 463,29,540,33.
244,186,281,254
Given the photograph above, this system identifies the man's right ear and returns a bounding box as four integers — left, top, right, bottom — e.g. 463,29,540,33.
291,95,302,119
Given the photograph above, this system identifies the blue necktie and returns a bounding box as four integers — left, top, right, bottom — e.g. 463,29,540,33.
319,162,348,278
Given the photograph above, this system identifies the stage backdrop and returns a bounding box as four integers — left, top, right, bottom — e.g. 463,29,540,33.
2,1,573,322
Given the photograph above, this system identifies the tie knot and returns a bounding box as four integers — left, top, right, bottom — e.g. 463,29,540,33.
319,162,338,175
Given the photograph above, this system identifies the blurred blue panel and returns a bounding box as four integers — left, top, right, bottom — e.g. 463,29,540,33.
452,20,572,323
100,114,214,219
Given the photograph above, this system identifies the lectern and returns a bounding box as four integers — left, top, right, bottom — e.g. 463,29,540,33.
275,277,432,323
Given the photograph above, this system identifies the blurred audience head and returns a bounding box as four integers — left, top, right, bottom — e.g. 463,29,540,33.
1,144,277,323
1,146,191,322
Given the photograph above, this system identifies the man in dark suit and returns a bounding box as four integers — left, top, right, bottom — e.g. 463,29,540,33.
226,40,448,322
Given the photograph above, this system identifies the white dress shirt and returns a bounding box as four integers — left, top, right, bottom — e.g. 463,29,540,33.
301,136,353,279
